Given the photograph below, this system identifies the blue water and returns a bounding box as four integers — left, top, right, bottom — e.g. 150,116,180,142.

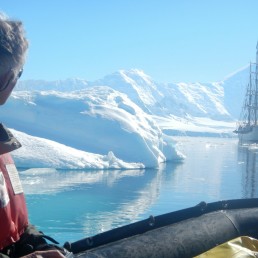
18,137,258,245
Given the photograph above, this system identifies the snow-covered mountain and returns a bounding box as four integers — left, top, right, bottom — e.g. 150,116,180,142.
3,67,247,169
17,78,89,91
222,66,249,118
94,69,231,120
16,67,247,121
94,68,248,121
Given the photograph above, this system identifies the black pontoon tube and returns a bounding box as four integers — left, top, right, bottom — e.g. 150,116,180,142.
64,198,258,257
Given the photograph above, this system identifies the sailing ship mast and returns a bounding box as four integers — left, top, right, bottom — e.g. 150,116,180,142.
235,42,258,136
255,41,258,125
247,42,258,127
250,41,258,126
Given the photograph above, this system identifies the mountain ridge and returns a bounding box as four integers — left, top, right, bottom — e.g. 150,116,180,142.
15,67,247,121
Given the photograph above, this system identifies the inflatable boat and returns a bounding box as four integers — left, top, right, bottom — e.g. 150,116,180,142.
64,198,258,257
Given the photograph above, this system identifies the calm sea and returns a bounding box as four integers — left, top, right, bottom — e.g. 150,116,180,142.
19,136,258,245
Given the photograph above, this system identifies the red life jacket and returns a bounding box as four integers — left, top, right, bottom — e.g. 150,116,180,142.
0,124,28,250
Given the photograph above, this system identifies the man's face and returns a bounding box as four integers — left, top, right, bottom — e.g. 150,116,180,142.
0,68,23,105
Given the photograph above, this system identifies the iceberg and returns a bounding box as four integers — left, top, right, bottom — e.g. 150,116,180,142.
6,86,183,169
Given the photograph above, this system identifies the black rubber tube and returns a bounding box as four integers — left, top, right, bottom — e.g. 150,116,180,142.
66,198,258,257
79,208,258,257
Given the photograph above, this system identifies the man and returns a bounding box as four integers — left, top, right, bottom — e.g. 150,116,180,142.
0,14,66,258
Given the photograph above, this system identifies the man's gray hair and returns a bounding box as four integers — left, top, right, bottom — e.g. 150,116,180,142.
0,14,28,70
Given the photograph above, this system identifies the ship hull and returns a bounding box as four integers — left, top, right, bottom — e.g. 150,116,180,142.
238,126,258,142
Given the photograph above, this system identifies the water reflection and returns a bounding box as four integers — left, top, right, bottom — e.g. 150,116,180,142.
169,137,240,203
19,166,176,243
81,169,164,235
20,137,253,244
20,168,146,194
238,143,258,198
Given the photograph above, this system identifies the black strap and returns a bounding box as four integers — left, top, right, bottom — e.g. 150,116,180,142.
4,225,64,257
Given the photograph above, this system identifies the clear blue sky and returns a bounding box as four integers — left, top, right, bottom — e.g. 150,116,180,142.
1,0,258,83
